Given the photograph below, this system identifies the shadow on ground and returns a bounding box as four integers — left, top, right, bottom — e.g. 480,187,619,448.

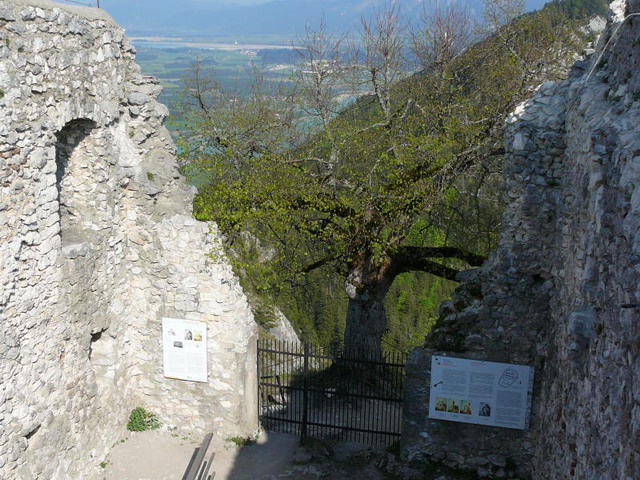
215,432,481,480
215,432,386,480
103,429,480,479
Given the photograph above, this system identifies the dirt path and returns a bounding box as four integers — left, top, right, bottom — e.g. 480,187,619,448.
100,430,199,480
101,430,311,480
100,429,477,480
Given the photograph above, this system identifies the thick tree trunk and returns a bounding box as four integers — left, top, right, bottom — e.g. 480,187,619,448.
343,288,389,361
342,255,395,361
338,246,485,359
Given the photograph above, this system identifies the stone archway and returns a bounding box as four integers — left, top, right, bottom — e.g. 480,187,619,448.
54,118,118,392
55,119,108,246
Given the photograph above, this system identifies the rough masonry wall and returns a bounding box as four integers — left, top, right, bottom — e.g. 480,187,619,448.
0,1,257,479
403,1,639,478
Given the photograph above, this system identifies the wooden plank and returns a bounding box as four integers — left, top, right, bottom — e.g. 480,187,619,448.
184,433,213,480
198,451,216,480
181,448,200,480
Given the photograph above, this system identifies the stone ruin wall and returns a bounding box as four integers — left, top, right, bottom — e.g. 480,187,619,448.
403,1,640,478
0,1,258,479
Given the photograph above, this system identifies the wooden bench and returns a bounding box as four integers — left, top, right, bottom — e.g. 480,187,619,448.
182,432,216,480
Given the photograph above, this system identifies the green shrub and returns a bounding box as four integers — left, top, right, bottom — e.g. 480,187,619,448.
126,407,160,432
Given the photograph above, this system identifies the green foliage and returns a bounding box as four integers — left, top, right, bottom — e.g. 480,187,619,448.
384,272,455,353
0,89,4,99
146,171,155,181
126,407,160,432
550,0,608,18
272,268,348,347
178,1,595,352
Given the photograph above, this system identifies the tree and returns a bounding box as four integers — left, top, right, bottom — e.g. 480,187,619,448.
409,0,473,72
179,0,589,358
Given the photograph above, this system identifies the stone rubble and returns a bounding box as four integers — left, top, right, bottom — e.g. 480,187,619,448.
0,1,257,479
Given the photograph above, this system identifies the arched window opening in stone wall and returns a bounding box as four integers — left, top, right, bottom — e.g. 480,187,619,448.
89,328,116,393
55,119,108,246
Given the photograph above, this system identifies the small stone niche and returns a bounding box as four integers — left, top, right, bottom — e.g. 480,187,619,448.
89,328,116,393
55,119,108,247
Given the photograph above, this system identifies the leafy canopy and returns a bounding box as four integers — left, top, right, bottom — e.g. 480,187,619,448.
178,0,593,294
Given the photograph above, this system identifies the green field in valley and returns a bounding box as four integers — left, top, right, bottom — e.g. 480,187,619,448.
133,40,298,116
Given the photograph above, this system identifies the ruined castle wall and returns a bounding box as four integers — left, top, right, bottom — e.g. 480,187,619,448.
532,0,640,476
403,1,640,478
0,1,258,479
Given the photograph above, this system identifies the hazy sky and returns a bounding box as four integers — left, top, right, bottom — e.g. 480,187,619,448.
54,0,549,10
52,0,271,8
50,0,552,37
185,0,270,5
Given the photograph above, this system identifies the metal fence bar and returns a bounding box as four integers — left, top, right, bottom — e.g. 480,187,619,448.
258,416,402,436
301,343,309,440
257,338,406,446
258,347,405,367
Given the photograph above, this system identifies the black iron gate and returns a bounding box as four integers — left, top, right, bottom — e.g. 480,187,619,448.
257,339,406,446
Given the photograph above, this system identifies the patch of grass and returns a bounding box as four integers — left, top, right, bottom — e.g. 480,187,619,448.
111,438,127,448
99,461,108,469
126,407,161,432
226,435,256,447
146,171,155,181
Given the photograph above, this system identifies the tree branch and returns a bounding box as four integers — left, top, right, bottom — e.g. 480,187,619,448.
301,256,334,273
396,257,461,281
394,245,486,267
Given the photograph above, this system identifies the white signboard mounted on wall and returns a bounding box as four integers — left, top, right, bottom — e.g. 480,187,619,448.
162,317,208,383
429,356,534,430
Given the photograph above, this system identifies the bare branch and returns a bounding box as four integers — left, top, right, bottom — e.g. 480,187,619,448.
410,0,473,72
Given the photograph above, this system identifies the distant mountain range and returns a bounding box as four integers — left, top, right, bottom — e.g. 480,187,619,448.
95,0,551,39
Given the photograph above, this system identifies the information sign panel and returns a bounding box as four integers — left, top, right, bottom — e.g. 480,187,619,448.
429,356,534,430
162,317,208,383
